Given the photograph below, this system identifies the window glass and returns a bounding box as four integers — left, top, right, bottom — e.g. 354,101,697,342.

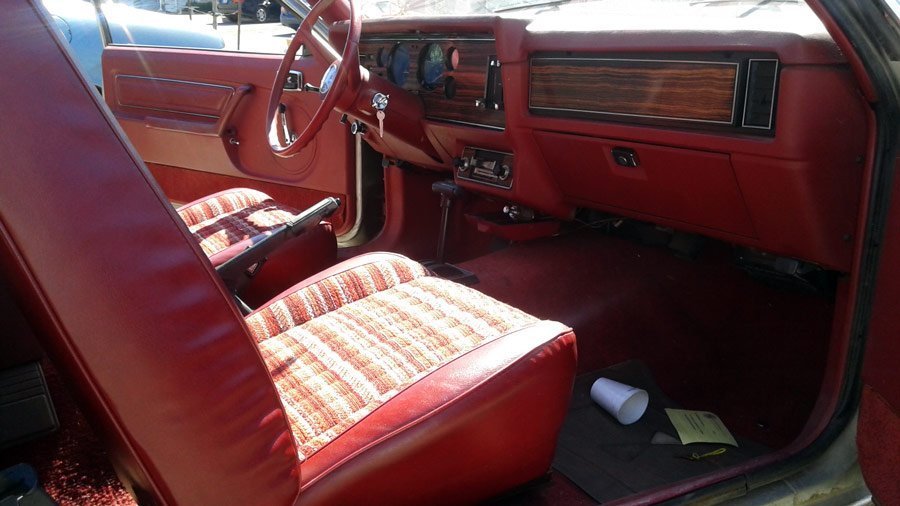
43,0,303,59
359,0,813,19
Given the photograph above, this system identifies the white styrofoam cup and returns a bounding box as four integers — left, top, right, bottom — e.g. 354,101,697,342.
590,378,649,425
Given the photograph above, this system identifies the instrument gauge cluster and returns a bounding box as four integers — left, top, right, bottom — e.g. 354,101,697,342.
359,35,506,129
374,42,458,88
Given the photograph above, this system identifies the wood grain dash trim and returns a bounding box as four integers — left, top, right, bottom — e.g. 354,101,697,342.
530,57,738,125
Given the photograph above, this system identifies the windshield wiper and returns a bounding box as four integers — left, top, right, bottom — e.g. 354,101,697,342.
493,0,572,14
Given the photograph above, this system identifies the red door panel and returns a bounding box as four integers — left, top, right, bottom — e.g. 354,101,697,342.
858,150,900,504
101,46,356,234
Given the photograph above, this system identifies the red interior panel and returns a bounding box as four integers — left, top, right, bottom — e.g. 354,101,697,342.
102,46,357,235
114,75,233,118
858,386,900,503
344,16,868,271
857,153,900,504
534,132,756,237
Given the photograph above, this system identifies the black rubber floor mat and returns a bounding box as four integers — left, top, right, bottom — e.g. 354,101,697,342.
552,360,769,503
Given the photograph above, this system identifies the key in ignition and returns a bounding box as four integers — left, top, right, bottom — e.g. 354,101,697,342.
372,93,389,138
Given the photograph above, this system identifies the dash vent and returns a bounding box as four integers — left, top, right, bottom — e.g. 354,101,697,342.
742,59,779,129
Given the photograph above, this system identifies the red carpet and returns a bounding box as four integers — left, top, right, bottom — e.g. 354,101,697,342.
1,230,832,504
0,364,134,506
460,230,834,449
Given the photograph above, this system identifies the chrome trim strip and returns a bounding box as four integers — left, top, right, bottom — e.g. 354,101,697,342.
114,75,234,119
531,56,739,66
528,106,735,126
361,36,495,42
336,134,365,246
115,74,234,91
741,59,779,130
464,146,513,156
426,117,505,131
529,57,739,125
121,106,220,120
457,176,514,190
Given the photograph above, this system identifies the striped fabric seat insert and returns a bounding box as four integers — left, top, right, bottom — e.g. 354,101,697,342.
245,255,430,342
177,188,298,258
255,275,539,460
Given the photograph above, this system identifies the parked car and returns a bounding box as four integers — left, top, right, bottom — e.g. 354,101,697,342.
216,0,281,22
281,2,329,34
280,4,298,29
43,0,224,89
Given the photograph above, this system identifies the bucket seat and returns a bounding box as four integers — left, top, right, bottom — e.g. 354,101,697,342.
0,4,577,504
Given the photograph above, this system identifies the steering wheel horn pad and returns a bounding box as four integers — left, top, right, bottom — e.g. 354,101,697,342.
320,61,340,95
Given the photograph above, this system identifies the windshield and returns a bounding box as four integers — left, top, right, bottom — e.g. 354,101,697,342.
358,0,806,19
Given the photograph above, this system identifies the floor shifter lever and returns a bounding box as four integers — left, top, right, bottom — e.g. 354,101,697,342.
432,180,465,263
424,180,478,285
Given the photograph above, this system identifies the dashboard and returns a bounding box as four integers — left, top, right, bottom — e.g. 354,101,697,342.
346,15,868,273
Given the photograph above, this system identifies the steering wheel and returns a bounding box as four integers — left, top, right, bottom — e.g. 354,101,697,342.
266,0,361,158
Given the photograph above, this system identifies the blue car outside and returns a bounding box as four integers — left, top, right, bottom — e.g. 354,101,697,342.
280,5,299,29
217,0,281,23
44,0,224,90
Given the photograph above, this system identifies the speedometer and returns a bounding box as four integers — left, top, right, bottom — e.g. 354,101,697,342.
419,43,445,90
388,44,410,85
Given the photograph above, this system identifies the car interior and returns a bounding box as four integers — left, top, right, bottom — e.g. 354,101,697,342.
0,0,898,505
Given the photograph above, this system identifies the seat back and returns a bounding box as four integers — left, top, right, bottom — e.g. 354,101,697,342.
0,3,299,504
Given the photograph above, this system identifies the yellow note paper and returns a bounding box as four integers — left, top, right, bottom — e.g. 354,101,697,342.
665,408,738,447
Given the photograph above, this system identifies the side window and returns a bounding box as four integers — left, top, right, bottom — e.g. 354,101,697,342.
43,0,324,90
106,1,301,54
42,0,316,60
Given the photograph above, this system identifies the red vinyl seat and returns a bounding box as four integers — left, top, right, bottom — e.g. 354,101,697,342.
246,252,577,503
0,3,577,505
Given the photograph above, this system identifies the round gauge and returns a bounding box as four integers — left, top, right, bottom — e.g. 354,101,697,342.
418,43,445,90
447,47,460,71
388,44,410,85
376,47,391,68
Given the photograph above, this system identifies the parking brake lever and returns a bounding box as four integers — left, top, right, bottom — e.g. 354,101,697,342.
216,197,341,311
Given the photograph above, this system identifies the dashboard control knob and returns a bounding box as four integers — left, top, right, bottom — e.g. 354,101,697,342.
453,156,469,173
349,121,367,135
492,164,511,180
503,205,535,222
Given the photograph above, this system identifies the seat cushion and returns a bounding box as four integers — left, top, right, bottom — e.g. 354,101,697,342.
177,188,298,266
247,254,577,505
245,252,431,340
